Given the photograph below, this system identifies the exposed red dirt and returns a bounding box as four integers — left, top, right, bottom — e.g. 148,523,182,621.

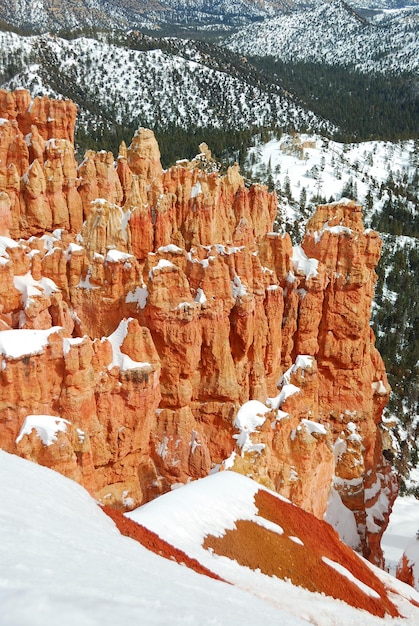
102,505,224,582
203,489,399,618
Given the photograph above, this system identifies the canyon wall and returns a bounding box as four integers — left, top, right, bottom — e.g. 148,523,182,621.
0,89,397,565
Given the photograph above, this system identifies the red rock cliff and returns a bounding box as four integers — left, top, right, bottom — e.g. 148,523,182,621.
0,90,396,564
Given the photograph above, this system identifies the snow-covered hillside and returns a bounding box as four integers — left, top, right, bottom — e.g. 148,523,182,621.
225,1,419,74
2,450,419,625
243,133,417,229
4,0,418,34
0,0,160,33
0,0,290,32
0,31,333,140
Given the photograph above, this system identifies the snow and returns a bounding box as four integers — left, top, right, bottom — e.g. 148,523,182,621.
0,235,20,253
157,244,183,254
293,354,314,373
125,285,148,309
269,383,300,410
0,31,333,143
322,557,381,599
149,259,176,277
65,242,84,258
382,495,419,576
195,287,207,304
325,487,361,550
401,537,419,591
0,326,61,359
128,470,419,626
2,451,419,625
366,474,391,534
14,273,59,306
301,419,327,436
243,134,416,232
314,223,353,244
292,246,319,279
16,415,69,446
0,451,309,626
231,275,247,299
105,249,134,263
372,380,387,395
190,180,202,198
77,267,99,290
107,318,151,371
63,336,85,356
233,400,271,455
226,3,419,75
290,535,304,546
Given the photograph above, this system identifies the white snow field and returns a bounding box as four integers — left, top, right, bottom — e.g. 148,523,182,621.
2,450,419,625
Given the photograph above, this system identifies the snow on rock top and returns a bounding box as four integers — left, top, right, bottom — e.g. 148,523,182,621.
0,236,20,254
149,259,176,277
125,285,148,310
0,327,62,359
195,287,207,304
127,471,261,549
63,336,86,356
231,275,248,299
14,273,60,305
233,400,272,455
65,242,84,258
16,415,69,446
292,246,318,279
157,244,184,254
268,383,300,410
105,249,134,263
301,419,327,436
314,222,353,244
107,318,151,371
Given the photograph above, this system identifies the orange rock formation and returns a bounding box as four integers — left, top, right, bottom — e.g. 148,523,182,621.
0,90,396,566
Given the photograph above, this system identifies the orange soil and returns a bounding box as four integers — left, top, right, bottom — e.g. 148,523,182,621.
203,489,399,618
102,505,224,582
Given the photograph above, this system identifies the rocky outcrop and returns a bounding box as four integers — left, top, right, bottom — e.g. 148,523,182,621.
0,90,396,566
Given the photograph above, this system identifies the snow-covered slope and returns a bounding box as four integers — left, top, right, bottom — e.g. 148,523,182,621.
225,1,419,74
0,31,333,139
0,0,160,33
0,450,308,625
3,449,419,625
243,133,417,228
0,0,291,32
126,470,419,623
4,0,418,34
382,495,419,576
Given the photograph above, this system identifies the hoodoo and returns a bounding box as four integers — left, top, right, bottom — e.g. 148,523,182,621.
0,90,396,566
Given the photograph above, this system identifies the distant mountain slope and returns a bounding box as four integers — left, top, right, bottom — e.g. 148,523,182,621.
225,1,419,74
0,30,334,157
1,0,292,33
4,0,419,34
